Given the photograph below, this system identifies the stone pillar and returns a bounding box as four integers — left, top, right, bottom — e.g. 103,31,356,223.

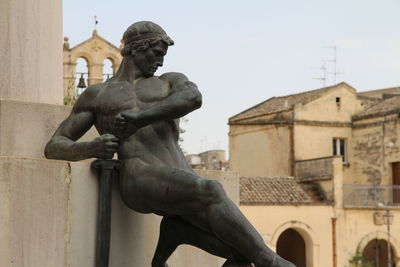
332,156,345,267
0,0,63,105
0,1,65,266
88,63,104,86
332,156,344,208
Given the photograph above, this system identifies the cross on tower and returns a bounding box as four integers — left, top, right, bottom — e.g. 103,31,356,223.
94,15,98,30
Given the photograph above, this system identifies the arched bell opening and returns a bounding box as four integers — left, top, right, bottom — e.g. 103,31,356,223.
103,58,114,81
75,57,89,97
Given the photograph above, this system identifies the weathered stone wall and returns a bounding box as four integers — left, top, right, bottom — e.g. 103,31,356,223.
352,114,400,185
295,156,334,181
294,84,363,123
229,124,291,177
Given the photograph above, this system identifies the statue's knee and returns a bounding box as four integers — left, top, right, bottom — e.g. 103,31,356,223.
200,179,226,204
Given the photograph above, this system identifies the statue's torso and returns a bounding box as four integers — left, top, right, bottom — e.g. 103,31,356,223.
92,77,189,170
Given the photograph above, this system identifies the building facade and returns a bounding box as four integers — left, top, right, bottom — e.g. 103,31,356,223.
186,149,229,170
229,82,400,267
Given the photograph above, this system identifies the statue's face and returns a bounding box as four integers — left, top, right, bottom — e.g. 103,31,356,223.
134,41,168,78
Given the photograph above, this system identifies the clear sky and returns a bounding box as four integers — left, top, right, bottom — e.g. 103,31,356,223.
64,0,400,156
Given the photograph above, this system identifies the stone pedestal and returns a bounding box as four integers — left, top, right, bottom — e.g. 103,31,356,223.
0,156,239,267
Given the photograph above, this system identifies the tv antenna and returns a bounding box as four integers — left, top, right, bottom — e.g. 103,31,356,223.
312,60,328,87
323,46,343,84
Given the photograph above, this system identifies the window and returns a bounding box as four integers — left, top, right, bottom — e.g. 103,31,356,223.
333,138,347,162
335,97,341,109
391,162,400,203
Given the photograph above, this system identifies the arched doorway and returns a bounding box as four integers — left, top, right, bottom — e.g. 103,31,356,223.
276,228,306,267
362,238,395,267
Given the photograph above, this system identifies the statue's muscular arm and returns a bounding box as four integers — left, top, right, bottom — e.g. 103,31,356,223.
115,72,202,134
45,85,119,161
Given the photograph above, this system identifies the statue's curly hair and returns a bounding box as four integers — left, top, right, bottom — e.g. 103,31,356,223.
121,21,174,56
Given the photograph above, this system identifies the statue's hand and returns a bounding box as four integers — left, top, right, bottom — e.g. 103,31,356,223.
114,112,141,139
91,134,119,159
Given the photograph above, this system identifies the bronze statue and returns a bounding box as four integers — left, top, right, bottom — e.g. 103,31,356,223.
45,21,295,267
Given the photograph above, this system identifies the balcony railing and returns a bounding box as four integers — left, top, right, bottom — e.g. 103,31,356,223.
343,184,400,208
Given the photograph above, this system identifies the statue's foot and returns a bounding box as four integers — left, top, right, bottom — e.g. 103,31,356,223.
270,255,296,267
222,259,254,267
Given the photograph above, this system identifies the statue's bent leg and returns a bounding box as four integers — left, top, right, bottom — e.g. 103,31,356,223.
151,216,251,267
119,160,294,267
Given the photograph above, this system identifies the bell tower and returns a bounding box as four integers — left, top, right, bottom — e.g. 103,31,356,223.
63,30,122,105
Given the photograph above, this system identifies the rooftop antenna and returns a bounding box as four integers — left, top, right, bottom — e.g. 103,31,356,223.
312,60,327,87
323,46,343,84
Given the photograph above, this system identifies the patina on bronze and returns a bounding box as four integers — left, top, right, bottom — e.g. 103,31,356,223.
45,21,295,267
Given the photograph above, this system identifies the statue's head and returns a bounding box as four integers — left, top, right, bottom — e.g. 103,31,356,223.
121,21,174,57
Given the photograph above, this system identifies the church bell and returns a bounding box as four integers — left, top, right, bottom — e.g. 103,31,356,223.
77,73,87,88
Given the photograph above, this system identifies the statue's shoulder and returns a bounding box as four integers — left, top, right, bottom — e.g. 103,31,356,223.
82,83,105,97
159,72,189,83
73,83,105,112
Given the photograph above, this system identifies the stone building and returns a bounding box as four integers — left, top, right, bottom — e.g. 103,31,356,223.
229,82,400,267
63,30,122,105
186,149,229,170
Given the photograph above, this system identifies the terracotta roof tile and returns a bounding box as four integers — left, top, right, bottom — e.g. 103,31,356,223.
240,177,312,205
